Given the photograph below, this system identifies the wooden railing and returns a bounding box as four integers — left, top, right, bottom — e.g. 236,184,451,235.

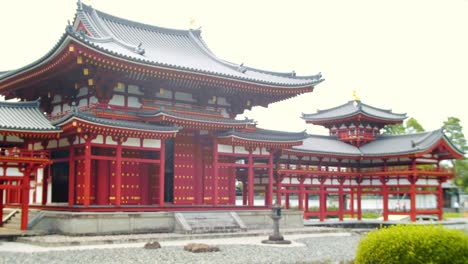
0,148,49,159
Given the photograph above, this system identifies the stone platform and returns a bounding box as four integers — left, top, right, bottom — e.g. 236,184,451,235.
28,209,303,235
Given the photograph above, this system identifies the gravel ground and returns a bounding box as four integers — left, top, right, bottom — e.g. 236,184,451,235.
0,234,361,264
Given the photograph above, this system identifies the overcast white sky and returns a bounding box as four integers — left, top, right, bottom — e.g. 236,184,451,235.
1,0,467,136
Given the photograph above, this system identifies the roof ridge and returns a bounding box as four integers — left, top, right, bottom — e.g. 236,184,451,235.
0,99,40,108
302,101,356,118
81,3,196,36
360,101,407,116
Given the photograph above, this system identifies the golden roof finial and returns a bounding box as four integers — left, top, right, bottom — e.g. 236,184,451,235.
353,89,361,101
189,17,196,28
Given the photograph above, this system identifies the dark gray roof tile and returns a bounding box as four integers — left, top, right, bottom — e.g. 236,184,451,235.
0,100,60,132
52,110,179,133
218,128,307,143
302,100,407,123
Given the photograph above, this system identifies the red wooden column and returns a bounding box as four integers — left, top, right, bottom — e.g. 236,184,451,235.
242,180,247,205
266,150,274,206
380,177,389,221
247,147,254,206
356,176,363,220
68,137,75,206
0,181,3,227
114,137,128,207
409,159,417,221
212,137,219,206
298,177,305,210
158,139,165,207
83,135,93,207
437,177,446,221
349,188,355,218
21,166,32,230
338,178,345,221
41,165,50,206
41,141,49,206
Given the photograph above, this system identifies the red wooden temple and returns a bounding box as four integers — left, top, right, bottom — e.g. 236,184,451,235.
0,2,463,230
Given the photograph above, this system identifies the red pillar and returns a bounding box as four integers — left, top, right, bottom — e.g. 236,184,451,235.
21,167,32,230
285,193,290,209
242,180,247,205
0,182,3,227
68,144,75,206
410,177,417,221
276,176,282,206
247,148,254,206
350,189,355,218
114,139,123,206
213,137,219,206
158,139,165,207
299,178,305,210
381,182,389,221
438,179,445,221
42,165,49,206
319,179,326,221
267,151,274,206
83,136,92,207
356,178,363,221
409,159,417,221
338,181,344,221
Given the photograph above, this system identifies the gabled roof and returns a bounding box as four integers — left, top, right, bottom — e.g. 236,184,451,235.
360,129,464,157
302,100,407,125
138,110,254,128
68,3,323,87
0,99,60,133
288,129,464,159
52,109,179,134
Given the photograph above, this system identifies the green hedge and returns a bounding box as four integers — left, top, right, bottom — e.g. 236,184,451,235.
355,225,468,264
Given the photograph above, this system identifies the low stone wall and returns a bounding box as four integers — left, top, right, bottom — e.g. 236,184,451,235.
30,209,304,235
237,210,303,229
31,211,175,235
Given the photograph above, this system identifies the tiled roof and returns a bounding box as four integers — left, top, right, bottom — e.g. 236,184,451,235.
68,3,323,87
0,100,60,132
52,109,179,133
359,129,463,156
138,110,254,126
218,128,308,143
302,100,407,123
290,130,463,157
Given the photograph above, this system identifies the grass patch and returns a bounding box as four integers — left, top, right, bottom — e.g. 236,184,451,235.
443,212,465,218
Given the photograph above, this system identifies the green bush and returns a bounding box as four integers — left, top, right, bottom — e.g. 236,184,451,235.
355,225,468,264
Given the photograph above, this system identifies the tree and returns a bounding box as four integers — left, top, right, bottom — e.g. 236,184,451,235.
382,117,424,135
382,123,405,135
443,117,468,192
406,117,425,133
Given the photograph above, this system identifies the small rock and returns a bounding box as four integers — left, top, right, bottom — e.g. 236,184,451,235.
184,243,220,253
144,241,161,249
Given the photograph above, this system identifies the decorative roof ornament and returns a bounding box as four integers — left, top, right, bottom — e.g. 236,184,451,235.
353,89,361,102
77,0,83,11
237,63,247,73
290,70,296,77
135,42,145,55
66,20,73,33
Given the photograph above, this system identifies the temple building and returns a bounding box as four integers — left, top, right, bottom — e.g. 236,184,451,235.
0,2,463,232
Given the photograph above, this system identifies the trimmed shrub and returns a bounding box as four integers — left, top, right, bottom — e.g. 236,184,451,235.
355,225,468,264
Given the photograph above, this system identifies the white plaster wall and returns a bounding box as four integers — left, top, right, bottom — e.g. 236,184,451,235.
123,137,140,147
143,139,161,148
92,135,104,144
218,144,232,153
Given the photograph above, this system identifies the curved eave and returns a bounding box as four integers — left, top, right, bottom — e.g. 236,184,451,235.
0,128,61,139
140,113,254,130
303,112,405,126
284,148,362,159
217,135,304,148
56,116,178,138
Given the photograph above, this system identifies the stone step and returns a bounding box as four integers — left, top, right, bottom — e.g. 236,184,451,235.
175,212,246,234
